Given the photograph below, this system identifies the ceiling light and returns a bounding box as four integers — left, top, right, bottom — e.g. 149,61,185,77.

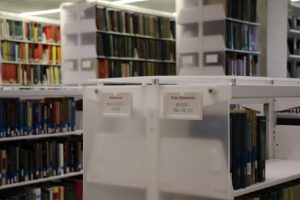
20,8,61,16
113,0,148,5
291,0,300,2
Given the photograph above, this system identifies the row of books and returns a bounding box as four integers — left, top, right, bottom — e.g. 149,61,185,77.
98,59,176,78
226,53,258,76
230,109,266,190
227,0,257,22
277,107,300,126
0,97,75,137
97,33,135,58
0,19,61,43
236,179,300,200
288,16,300,30
0,139,82,186
135,37,175,61
96,6,175,39
288,39,300,55
287,62,300,78
1,41,61,65
278,107,300,115
97,33,175,61
0,178,82,200
2,64,61,86
226,21,259,52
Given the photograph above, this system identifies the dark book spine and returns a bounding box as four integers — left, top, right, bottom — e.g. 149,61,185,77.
257,116,266,183
230,112,247,189
245,111,253,187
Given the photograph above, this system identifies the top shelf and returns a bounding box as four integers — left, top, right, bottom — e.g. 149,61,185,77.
288,29,300,38
226,17,260,26
0,86,82,97
61,0,175,19
290,2,300,9
0,11,60,25
90,76,300,98
97,30,175,42
1,38,60,46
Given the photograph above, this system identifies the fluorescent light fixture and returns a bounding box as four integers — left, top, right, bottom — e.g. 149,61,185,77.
291,0,300,1
113,0,148,5
20,8,61,16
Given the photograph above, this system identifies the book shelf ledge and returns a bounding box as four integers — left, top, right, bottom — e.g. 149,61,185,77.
3,83,61,87
289,54,300,60
0,171,83,190
290,2,300,9
1,38,60,46
277,113,300,118
226,17,260,26
97,56,176,63
0,86,82,97
289,29,300,37
0,130,83,142
1,60,61,66
226,49,260,55
234,159,300,197
97,30,175,42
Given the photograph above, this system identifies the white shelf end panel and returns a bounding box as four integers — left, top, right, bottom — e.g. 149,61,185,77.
86,134,146,189
160,138,230,199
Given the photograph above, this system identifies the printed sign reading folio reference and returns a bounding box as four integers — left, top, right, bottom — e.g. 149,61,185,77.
101,93,132,116
163,92,203,120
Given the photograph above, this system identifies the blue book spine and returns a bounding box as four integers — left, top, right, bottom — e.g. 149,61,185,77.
49,102,54,133
102,8,107,31
66,99,71,132
23,101,28,136
71,99,76,131
28,102,33,135
19,101,24,136
0,100,4,137
33,102,42,135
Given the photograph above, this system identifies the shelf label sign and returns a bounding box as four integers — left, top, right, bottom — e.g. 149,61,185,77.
163,92,203,120
101,92,132,117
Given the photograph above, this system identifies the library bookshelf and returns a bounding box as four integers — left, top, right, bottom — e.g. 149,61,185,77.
176,0,260,77
84,76,300,200
288,1,300,77
0,86,83,194
61,0,176,85
0,12,62,87
265,0,300,78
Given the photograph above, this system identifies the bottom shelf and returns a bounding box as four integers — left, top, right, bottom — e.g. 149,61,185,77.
0,171,83,190
234,159,300,197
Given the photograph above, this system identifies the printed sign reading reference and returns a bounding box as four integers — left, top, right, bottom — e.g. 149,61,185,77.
163,92,203,120
102,93,132,117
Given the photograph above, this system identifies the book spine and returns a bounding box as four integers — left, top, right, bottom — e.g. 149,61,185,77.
257,116,266,183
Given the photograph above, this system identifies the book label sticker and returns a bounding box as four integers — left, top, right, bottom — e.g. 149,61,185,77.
65,61,74,70
101,93,132,117
182,55,194,65
163,92,203,120
205,54,218,64
82,60,92,69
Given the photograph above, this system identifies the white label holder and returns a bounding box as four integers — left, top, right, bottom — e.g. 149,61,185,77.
101,92,133,117
163,92,203,120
